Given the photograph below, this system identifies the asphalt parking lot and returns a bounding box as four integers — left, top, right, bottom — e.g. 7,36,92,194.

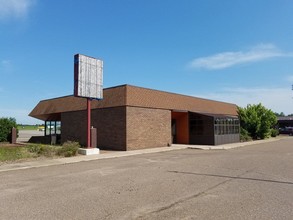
17,130,44,142
0,138,292,220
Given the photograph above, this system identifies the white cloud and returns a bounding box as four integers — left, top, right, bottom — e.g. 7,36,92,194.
189,44,292,70
0,60,13,74
0,0,36,20
194,86,293,115
286,75,293,83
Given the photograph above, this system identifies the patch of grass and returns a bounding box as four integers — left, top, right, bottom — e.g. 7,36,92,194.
0,146,32,162
17,125,39,130
0,142,80,162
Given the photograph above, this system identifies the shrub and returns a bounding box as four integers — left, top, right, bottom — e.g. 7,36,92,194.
27,144,57,157
0,117,17,142
57,141,80,157
270,128,279,137
238,104,277,140
240,128,252,142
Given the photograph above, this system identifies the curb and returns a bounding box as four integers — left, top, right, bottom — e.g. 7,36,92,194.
0,137,287,173
0,146,187,173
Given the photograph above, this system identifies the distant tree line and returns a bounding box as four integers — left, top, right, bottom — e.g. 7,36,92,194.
274,112,293,117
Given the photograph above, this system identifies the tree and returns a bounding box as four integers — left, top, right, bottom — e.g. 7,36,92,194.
238,104,277,140
0,117,17,142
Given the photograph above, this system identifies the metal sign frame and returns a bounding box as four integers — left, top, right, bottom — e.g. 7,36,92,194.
74,54,103,99
73,54,103,148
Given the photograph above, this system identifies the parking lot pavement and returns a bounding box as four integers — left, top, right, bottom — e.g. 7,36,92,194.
0,137,285,173
0,137,292,220
17,130,44,142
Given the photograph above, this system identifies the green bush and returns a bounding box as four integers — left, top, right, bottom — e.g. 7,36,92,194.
270,128,279,137
27,144,57,157
57,141,80,157
0,117,17,142
240,128,252,142
238,104,277,140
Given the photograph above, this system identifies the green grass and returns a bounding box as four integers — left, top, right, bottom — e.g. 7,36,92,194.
17,125,39,130
0,142,80,162
0,146,32,162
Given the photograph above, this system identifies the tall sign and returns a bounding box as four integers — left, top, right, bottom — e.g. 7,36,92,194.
74,54,103,99
74,54,103,149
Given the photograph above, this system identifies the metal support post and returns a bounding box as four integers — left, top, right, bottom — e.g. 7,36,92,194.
87,98,91,148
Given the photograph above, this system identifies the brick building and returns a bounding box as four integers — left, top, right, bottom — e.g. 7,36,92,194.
29,84,240,150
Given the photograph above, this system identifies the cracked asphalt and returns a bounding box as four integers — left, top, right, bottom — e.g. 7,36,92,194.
1,138,293,220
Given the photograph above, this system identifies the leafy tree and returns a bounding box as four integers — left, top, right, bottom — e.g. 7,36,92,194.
0,117,17,142
238,104,277,140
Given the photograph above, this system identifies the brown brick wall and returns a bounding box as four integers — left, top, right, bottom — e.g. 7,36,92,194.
61,106,173,151
61,110,87,146
91,107,126,150
61,107,126,150
126,106,171,150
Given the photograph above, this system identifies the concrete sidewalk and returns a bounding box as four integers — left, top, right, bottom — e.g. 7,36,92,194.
0,137,284,173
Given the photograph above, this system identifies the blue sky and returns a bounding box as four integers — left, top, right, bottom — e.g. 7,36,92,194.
1,0,293,124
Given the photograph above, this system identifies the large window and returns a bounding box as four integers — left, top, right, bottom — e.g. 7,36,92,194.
45,121,61,136
214,118,239,135
190,116,204,135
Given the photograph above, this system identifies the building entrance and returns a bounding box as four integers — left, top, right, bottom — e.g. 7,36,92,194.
171,111,189,144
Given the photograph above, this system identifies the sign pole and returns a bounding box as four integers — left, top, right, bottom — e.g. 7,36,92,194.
87,98,91,148
74,54,102,154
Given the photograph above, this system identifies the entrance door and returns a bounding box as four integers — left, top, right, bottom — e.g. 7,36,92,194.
171,111,189,144
172,119,177,143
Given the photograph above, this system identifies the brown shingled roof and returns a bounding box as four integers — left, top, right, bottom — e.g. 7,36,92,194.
125,85,237,116
29,85,126,120
29,84,238,121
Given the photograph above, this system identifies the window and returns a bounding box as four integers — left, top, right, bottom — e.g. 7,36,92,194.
214,117,239,135
45,121,61,136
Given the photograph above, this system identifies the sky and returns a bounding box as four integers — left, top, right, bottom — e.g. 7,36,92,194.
1,0,293,124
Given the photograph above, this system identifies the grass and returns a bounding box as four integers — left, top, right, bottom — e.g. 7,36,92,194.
17,125,39,130
0,146,32,162
0,141,80,162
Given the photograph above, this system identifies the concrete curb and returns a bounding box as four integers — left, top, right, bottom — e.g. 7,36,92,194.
184,137,284,150
0,137,287,173
0,145,187,173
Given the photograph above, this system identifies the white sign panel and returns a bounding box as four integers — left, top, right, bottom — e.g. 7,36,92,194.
74,54,103,99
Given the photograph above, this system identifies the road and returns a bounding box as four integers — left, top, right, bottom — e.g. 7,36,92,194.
1,138,293,220
17,130,44,143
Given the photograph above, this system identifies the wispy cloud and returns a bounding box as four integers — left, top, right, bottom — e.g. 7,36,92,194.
189,44,292,70
0,60,13,74
0,0,36,20
194,86,293,115
286,75,293,83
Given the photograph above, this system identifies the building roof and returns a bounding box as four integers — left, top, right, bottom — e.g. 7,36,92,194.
278,116,293,121
29,84,238,121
